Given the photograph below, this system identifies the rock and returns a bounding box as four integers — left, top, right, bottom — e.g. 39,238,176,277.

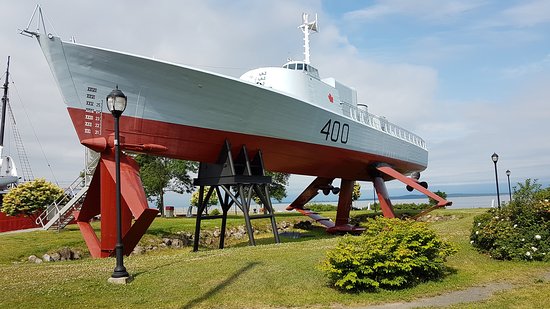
294,221,313,230
50,252,61,262
171,239,183,248
163,238,172,246
237,226,246,234
233,232,244,239
59,247,73,260
28,255,38,263
73,251,81,260
35,258,43,264
42,254,52,262
213,229,220,238
279,221,291,229
132,245,146,255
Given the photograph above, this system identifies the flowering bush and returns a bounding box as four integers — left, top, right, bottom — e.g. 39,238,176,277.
320,218,456,292
470,179,550,261
1,178,64,216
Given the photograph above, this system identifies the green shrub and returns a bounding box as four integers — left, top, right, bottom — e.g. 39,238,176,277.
470,179,550,261
307,203,337,212
1,178,64,216
210,208,221,216
393,203,430,211
320,218,456,292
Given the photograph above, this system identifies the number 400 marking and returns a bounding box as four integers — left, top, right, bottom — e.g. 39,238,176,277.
320,119,349,144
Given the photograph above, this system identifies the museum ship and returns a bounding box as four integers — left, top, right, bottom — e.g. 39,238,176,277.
24,13,428,182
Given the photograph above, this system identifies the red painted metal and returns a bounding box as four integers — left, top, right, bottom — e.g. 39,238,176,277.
376,165,452,208
68,108,424,182
286,177,334,210
75,135,159,258
373,176,396,218
327,179,365,234
0,212,39,232
334,179,354,226
288,177,364,233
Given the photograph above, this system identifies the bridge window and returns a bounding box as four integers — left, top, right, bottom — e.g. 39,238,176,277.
296,63,303,70
289,63,296,70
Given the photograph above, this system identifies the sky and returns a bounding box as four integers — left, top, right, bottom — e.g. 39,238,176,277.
0,1,549,205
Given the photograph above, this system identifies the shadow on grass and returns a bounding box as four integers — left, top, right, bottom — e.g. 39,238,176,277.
180,261,261,309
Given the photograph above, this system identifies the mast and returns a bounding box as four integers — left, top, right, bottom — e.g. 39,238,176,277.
299,13,318,64
1,56,9,152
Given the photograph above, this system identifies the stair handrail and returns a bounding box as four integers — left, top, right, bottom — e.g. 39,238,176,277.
35,175,85,228
35,151,100,229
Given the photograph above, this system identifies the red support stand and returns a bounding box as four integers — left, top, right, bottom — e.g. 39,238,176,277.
373,176,396,218
327,179,364,234
75,135,161,258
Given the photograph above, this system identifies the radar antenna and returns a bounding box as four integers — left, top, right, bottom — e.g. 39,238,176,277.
298,13,318,64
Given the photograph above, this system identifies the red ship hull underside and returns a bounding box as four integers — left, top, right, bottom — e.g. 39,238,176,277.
69,108,423,181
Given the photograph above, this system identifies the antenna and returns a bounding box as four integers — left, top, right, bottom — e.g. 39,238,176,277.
1,56,10,152
298,13,318,64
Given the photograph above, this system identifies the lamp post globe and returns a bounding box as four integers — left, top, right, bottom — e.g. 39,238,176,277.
106,86,127,117
108,86,129,280
506,169,512,202
491,153,501,210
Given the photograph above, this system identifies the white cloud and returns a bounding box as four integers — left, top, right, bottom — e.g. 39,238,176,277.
345,0,486,22
501,0,550,27
501,54,550,78
2,0,549,198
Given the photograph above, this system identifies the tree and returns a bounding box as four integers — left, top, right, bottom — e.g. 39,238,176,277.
252,171,290,206
429,190,447,206
134,154,198,216
1,178,64,217
352,182,361,203
190,186,219,214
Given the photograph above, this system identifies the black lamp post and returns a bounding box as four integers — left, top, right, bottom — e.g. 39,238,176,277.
491,153,501,210
506,169,512,202
107,86,129,280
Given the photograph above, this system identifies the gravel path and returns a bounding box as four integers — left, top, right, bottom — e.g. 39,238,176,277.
356,282,514,308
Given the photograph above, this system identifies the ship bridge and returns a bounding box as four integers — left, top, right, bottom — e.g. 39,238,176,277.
282,61,320,79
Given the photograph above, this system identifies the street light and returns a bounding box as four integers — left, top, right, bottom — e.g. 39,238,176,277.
107,86,129,281
506,169,512,202
491,153,501,210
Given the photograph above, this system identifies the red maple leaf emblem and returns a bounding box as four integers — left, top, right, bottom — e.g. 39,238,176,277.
328,93,334,103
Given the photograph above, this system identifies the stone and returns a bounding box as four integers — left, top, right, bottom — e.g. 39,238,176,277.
171,239,183,248
294,221,313,230
59,247,73,260
50,252,61,262
73,251,81,260
107,276,133,284
42,254,51,262
28,255,37,263
213,229,220,238
35,258,43,264
162,238,172,246
132,245,145,255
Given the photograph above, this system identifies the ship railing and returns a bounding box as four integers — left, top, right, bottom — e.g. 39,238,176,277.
341,102,427,150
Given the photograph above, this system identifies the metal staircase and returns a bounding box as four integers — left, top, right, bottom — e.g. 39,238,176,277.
36,149,99,231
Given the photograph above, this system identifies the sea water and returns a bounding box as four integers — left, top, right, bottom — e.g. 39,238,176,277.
173,194,510,215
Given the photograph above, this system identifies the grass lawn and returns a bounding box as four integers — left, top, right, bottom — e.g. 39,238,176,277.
1,208,549,308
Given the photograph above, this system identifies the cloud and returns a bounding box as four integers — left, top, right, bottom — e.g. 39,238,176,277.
501,54,550,78
344,0,486,23
501,0,550,27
